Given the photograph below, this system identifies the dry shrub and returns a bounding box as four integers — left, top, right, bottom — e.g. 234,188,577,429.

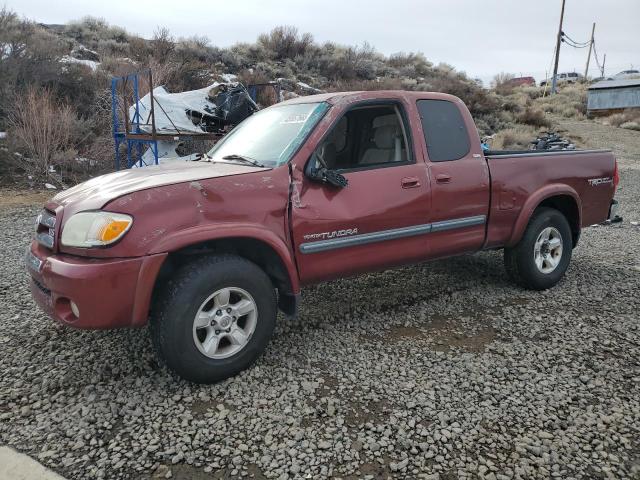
620,121,640,131
490,126,538,150
601,110,640,128
145,57,181,91
151,26,175,59
519,86,544,100
602,113,626,127
534,84,587,118
257,26,313,60
517,107,552,128
8,87,77,176
491,72,515,95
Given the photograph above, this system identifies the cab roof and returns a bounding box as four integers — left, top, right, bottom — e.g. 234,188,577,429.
277,90,463,106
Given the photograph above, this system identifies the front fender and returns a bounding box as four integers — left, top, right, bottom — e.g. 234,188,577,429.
506,184,581,247
148,223,300,293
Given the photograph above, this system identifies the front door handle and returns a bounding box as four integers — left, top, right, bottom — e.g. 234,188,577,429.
401,177,421,189
436,174,451,184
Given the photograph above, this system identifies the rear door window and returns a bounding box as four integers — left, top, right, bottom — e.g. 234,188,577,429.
417,99,470,162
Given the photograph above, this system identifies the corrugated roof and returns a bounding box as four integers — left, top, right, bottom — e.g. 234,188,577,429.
589,78,640,90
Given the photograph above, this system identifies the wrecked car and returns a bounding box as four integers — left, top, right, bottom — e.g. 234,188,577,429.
27,91,619,383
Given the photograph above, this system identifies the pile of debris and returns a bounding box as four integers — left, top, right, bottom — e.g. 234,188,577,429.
131,82,258,136
60,44,100,72
127,77,324,167
530,131,576,151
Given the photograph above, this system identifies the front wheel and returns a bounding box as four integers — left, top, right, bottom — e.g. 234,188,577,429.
504,207,573,290
150,255,277,384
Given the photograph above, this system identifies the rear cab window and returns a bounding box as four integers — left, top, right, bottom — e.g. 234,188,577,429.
417,99,470,162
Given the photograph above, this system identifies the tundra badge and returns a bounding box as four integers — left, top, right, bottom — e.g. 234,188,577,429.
303,228,358,241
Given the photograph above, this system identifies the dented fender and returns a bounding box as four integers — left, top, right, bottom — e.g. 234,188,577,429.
149,223,300,293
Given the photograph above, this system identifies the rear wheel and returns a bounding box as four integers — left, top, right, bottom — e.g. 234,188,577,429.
504,207,573,290
150,255,276,383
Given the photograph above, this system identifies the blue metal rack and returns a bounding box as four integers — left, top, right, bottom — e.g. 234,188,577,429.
111,71,160,169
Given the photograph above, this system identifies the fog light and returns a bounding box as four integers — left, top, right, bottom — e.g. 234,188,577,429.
70,301,80,318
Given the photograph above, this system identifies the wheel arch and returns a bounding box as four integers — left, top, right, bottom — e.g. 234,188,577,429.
507,185,582,248
135,227,300,325
158,236,296,291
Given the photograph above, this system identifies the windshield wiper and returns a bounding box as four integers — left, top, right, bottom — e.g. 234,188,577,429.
221,154,265,168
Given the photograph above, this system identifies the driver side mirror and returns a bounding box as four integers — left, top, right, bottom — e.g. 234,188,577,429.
305,152,348,188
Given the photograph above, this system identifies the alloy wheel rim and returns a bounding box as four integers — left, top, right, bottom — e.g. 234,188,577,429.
533,226,563,274
192,287,258,359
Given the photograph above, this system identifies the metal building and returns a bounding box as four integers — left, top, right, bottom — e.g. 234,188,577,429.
587,78,640,116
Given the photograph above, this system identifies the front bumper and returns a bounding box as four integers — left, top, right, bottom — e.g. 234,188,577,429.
26,242,166,329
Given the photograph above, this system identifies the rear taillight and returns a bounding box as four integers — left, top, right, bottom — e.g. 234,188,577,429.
613,159,619,192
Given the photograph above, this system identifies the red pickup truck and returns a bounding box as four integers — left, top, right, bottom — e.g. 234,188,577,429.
27,91,619,383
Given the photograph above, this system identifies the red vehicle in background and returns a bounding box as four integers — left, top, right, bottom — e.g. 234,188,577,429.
26,91,619,383
505,76,536,87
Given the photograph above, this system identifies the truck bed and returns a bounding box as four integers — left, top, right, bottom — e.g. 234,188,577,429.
483,148,616,249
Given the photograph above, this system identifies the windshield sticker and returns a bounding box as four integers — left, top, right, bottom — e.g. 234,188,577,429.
281,114,309,124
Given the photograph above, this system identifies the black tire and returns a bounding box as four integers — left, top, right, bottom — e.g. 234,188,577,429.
504,207,573,290
150,254,276,384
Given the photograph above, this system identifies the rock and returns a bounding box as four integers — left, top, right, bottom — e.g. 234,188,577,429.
151,465,170,479
1,181,640,479
390,458,409,471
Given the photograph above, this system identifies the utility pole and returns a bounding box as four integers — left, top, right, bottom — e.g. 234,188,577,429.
551,0,566,94
601,53,606,77
583,22,595,79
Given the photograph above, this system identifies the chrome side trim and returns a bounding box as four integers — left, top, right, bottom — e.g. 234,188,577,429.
300,223,432,254
431,215,486,233
299,215,486,254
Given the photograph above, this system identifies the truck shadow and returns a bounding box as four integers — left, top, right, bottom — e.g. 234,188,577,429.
298,250,510,323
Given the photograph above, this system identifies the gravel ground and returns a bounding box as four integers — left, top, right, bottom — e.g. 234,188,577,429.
1,119,639,480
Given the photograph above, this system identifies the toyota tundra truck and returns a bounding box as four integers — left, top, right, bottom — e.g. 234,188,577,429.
26,91,619,383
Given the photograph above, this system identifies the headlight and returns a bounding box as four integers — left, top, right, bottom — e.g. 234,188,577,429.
61,211,133,248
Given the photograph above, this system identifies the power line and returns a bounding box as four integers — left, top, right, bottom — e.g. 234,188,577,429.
562,31,590,47
592,40,605,76
563,39,590,49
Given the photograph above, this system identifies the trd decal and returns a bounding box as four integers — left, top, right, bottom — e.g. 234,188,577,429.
588,177,613,186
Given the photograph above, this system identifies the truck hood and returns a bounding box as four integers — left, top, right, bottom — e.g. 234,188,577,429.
51,161,267,211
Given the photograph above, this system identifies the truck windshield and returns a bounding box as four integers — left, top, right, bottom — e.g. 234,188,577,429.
207,102,329,167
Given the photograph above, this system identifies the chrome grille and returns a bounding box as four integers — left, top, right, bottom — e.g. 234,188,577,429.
35,209,57,250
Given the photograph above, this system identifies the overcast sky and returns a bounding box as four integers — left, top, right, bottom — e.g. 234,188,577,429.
5,0,639,85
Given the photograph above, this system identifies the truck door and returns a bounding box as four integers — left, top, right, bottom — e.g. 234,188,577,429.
291,101,431,285
416,99,490,257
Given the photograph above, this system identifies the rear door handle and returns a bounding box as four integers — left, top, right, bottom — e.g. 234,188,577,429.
436,174,451,184
401,177,421,189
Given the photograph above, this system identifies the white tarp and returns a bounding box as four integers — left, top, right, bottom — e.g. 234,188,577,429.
60,55,100,71
130,140,200,168
128,83,222,134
